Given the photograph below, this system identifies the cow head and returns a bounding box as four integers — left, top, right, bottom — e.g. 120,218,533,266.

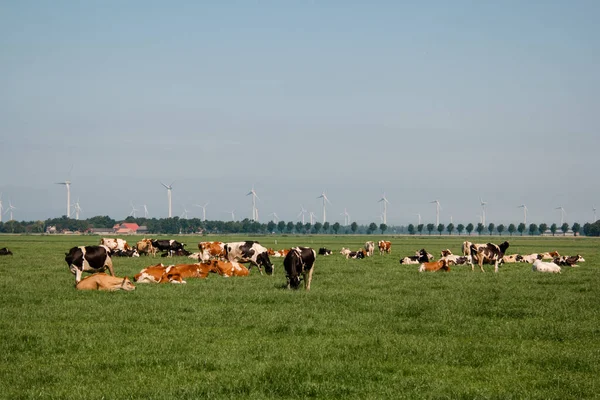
440,249,452,257
120,277,136,291
515,254,523,262
498,241,510,255
257,252,274,275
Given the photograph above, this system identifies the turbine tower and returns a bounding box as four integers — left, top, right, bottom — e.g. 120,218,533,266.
378,193,390,225
518,204,527,225
593,206,597,222
430,200,441,226
309,211,317,225
5,200,16,221
317,192,331,223
268,212,279,223
55,180,71,218
297,205,307,224
129,202,138,218
246,186,260,221
229,209,236,221
161,182,174,218
72,199,83,220
194,202,209,222
555,206,566,225
0,193,3,223
341,208,350,226
142,204,149,218
416,213,421,225
181,206,189,219
480,197,487,226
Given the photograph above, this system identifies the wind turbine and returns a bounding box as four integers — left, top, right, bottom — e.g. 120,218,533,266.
181,205,189,219
518,204,528,225
161,182,174,218
5,200,16,221
72,199,83,220
340,208,350,226
416,213,422,225
317,192,331,223
55,180,71,218
555,206,566,225
129,202,139,218
297,205,307,224
228,209,236,221
476,214,483,224
480,197,487,226
194,202,209,222
0,193,3,223
309,211,317,225
430,200,441,226
268,212,279,223
378,193,390,225
142,204,149,218
246,186,260,221
593,206,597,222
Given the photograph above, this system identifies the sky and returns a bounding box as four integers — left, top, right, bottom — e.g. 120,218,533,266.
1,1,599,226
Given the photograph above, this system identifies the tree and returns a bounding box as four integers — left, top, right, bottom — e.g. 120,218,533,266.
277,221,286,233
437,224,445,235
350,222,358,233
457,224,464,235
497,224,505,236
538,223,548,236
426,223,435,235
476,223,484,235
561,222,569,236
313,222,323,234
517,223,526,236
417,224,424,235
380,223,387,234
583,222,591,236
447,223,454,236
296,221,304,234
550,223,557,236
466,223,474,236
267,221,276,233
507,223,516,236
332,222,341,234
407,224,415,235
487,223,495,235
367,223,378,234
286,221,294,233
304,223,311,233
572,222,581,236
528,223,538,236
323,222,330,233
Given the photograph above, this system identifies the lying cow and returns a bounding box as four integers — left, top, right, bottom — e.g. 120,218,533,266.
134,263,171,284
100,238,131,253
207,260,250,277
269,249,290,258
161,248,191,257
540,251,560,260
441,255,471,266
65,245,114,283
400,249,431,265
532,259,561,274
284,247,316,290
112,248,140,257
519,254,543,263
553,255,585,267
470,241,510,273
318,248,332,256
225,241,274,275
0,247,13,256
348,250,366,259
76,273,136,291
502,254,522,263
419,259,450,272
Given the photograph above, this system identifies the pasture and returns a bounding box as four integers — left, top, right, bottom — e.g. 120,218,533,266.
1,234,599,399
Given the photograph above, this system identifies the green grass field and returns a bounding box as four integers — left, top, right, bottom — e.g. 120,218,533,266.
0,234,599,399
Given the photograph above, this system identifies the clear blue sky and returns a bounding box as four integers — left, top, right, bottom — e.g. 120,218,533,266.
1,1,599,225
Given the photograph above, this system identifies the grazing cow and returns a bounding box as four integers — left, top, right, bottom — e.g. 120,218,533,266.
112,248,140,257
470,241,510,273
136,239,157,257
65,245,114,283
100,238,131,253
553,255,585,267
318,248,332,256
540,251,560,260
225,241,274,275
419,259,450,272
208,260,250,277
0,247,13,256
364,241,375,257
378,240,392,255
502,254,523,263
151,239,186,257
284,247,316,290
519,254,543,263
76,273,136,291
532,260,561,274
198,241,226,261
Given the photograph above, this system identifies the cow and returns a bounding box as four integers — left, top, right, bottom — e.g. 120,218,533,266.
470,241,510,273
441,255,471,266
501,254,523,263
151,239,186,257
519,254,543,263
112,248,140,257
270,249,290,258
532,260,561,274
348,250,365,259
400,249,431,265
75,273,136,291
378,240,392,255
225,241,274,275
198,241,226,261
134,263,171,283
318,248,332,256
65,245,114,283
284,247,316,290
399,256,421,265
161,248,191,257
136,239,157,257
340,248,351,258
364,241,375,257
100,238,131,253
0,247,13,256
208,260,250,277
553,255,585,267
166,263,214,282
418,259,450,272
416,249,434,261
462,241,487,257
540,251,560,260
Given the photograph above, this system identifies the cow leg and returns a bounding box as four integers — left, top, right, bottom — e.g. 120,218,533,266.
75,268,83,283
304,268,314,291
479,260,485,272
105,257,115,276
494,261,499,273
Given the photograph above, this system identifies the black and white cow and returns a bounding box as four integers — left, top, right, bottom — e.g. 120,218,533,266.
553,255,585,267
112,248,140,257
318,247,332,256
151,239,186,257
470,241,510,273
284,247,316,290
0,247,13,256
399,248,431,265
225,241,274,275
65,245,114,283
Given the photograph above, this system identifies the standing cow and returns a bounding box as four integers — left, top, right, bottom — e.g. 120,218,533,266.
151,239,186,257
65,245,114,283
470,241,510,273
284,247,316,290
225,241,274,275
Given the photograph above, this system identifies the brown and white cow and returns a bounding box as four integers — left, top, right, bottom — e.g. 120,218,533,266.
136,239,157,257
65,245,114,283
378,240,392,255
462,241,487,256
269,249,290,258
198,241,226,261
502,254,523,263
166,263,214,282
470,241,510,273
134,263,171,283
364,241,375,257
284,247,316,290
540,251,560,260
519,254,543,263
100,238,131,253
418,259,450,272
208,260,250,277
76,273,136,291
225,241,274,275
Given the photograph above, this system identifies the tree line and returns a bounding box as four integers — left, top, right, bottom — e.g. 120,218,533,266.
0,215,599,236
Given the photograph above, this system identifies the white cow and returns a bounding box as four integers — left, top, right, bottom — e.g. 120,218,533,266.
364,241,375,257
532,260,561,274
